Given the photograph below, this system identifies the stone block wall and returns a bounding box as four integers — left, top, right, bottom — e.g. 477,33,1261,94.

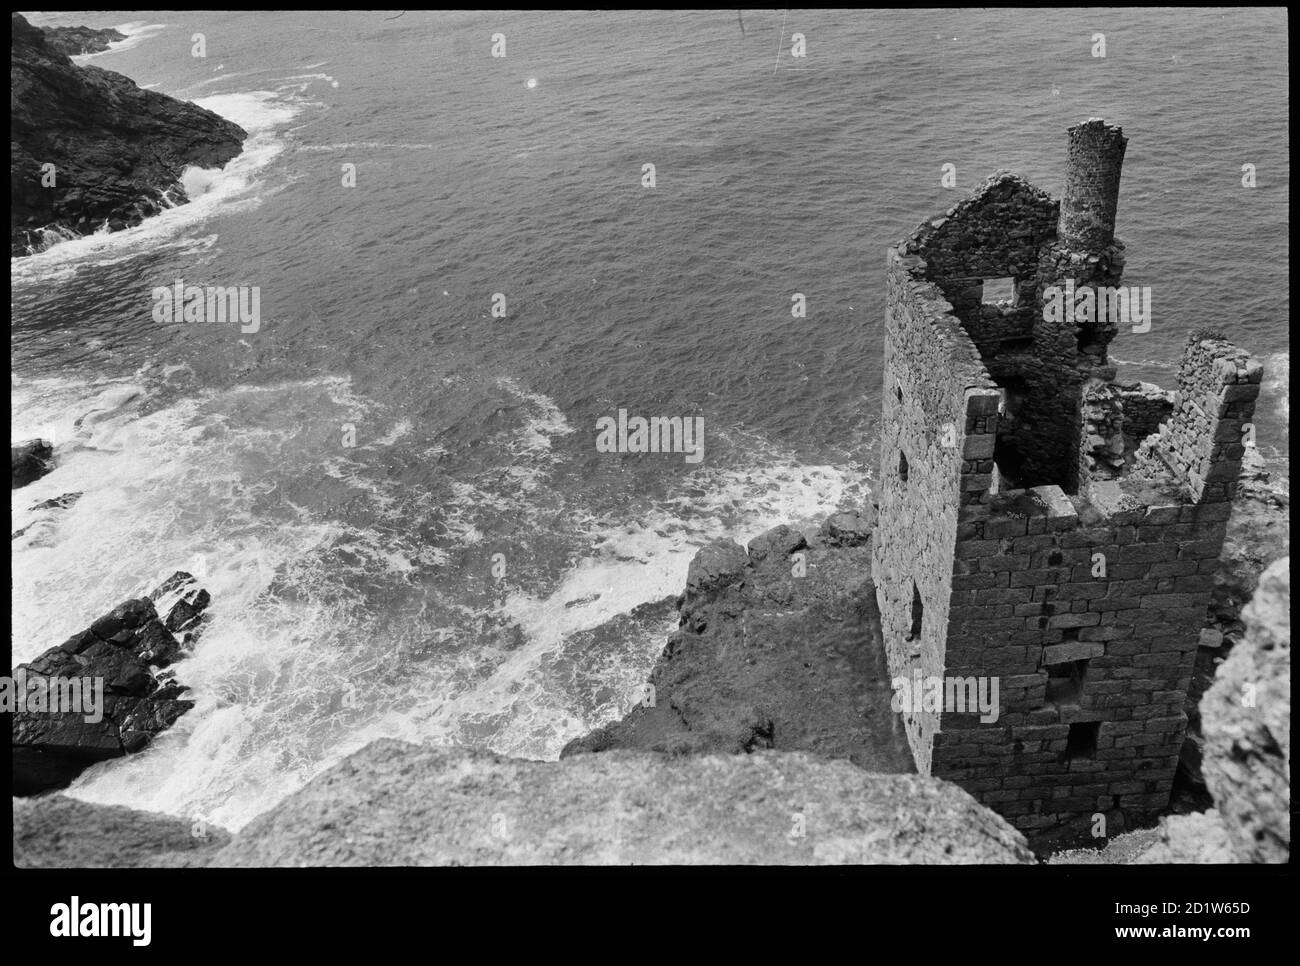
933,485,1232,835
874,247,996,774
1116,381,1175,441
1078,380,1126,486
1130,333,1263,504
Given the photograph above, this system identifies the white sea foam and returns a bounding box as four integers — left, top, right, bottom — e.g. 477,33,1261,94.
498,376,576,454
13,374,409,827
18,364,871,829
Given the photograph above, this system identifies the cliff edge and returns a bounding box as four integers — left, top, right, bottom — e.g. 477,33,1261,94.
15,742,1033,866
10,14,247,255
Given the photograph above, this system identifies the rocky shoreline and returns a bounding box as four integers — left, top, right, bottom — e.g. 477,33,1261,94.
10,14,247,256
11,471,1287,864
37,24,126,58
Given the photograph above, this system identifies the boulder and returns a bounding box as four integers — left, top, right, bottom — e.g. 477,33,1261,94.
820,506,876,547
746,523,807,562
11,438,54,488
11,571,212,795
684,538,749,598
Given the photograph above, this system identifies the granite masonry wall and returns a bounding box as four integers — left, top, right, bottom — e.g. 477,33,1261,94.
1116,382,1176,441
876,119,1263,844
1130,333,1263,505
873,246,995,774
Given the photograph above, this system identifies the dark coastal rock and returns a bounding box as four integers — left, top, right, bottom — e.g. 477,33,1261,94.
29,491,82,511
819,506,877,547
562,523,914,774
746,523,807,562
150,570,212,634
685,538,749,595
10,14,247,255
38,24,126,57
11,438,54,488
11,571,211,795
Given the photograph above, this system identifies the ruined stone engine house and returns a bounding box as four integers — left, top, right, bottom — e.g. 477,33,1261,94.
874,119,1263,840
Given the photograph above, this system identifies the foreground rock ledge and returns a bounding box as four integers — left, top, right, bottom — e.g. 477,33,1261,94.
14,741,1032,866
208,742,1031,865
14,794,229,869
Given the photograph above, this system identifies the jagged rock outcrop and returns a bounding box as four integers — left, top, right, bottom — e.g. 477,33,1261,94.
12,492,81,540
38,24,125,57
14,794,229,868
562,522,913,773
206,741,1032,865
1176,457,1288,803
11,438,54,488
10,13,247,255
11,571,211,795
1199,557,1289,861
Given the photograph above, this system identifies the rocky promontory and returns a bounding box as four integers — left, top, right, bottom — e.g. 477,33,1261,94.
10,13,247,255
38,24,126,58
562,512,914,773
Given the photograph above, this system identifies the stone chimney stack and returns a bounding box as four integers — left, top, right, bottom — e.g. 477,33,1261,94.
1057,119,1128,250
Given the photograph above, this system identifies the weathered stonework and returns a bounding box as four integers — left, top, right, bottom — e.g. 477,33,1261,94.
875,119,1263,845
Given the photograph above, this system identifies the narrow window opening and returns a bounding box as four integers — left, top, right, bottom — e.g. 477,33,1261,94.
1061,721,1100,762
898,451,909,483
906,583,923,642
981,277,1017,306
1045,658,1089,705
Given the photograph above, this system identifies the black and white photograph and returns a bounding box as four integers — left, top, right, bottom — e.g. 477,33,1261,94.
8,5,1290,944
